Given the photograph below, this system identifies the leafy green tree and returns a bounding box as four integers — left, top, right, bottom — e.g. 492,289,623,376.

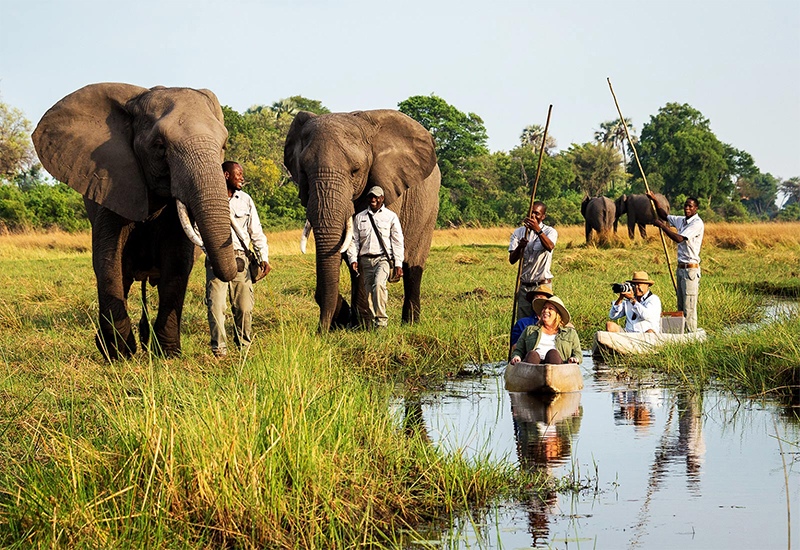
566,142,626,196
635,103,727,202
519,124,557,155
398,94,490,226
222,105,304,227
737,171,779,217
0,97,37,180
594,118,636,167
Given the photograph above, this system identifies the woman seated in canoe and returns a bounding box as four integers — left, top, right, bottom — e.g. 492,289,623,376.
510,296,582,365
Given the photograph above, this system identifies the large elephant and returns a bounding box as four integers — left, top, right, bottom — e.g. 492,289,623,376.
581,196,615,243
614,193,670,239
32,83,238,359
284,110,440,331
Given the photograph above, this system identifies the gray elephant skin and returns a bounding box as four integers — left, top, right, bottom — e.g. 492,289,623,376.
33,83,237,359
284,110,441,330
614,193,670,239
581,196,616,243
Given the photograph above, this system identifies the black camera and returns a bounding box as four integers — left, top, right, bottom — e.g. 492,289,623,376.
612,281,633,294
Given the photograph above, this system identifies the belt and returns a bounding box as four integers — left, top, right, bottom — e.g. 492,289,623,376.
521,278,552,286
361,253,383,259
678,263,699,269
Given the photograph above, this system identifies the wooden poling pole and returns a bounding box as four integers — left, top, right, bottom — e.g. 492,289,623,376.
606,78,678,296
509,105,553,359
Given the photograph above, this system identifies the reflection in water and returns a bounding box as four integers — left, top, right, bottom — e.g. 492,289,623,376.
510,392,583,546
612,389,661,432
629,390,706,548
403,398,431,443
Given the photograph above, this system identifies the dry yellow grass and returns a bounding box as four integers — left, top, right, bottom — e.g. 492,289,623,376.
1,222,798,259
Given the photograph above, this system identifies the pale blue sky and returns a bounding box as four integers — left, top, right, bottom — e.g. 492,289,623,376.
2,0,798,179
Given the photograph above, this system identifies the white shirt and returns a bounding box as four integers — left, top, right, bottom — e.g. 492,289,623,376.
508,224,558,283
229,190,269,263
667,214,704,265
346,206,404,266
609,291,662,333
534,331,557,357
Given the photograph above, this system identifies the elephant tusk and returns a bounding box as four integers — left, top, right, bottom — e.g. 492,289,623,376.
300,219,312,254
176,200,205,248
339,216,354,253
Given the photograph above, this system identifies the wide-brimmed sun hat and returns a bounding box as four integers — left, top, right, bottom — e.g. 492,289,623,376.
367,185,384,197
525,284,554,303
532,295,570,325
630,271,655,285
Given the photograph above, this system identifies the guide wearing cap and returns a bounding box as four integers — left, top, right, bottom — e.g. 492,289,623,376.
346,185,405,329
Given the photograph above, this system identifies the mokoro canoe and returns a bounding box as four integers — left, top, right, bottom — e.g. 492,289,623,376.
504,361,584,394
592,329,707,356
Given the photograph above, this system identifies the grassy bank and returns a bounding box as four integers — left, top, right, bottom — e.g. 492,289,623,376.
1,222,798,546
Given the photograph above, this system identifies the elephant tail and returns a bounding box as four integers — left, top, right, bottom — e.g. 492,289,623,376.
139,280,151,349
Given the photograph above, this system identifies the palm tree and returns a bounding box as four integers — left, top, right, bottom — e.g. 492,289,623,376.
268,98,300,120
594,118,636,168
779,176,800,208
519,124,557,155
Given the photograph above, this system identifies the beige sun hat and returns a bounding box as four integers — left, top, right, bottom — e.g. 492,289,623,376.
532,295,571,325
367,186,384,197
525,284,554,303
630,271,655,285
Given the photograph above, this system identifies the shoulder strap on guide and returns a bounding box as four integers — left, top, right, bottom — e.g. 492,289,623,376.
367,212,395,266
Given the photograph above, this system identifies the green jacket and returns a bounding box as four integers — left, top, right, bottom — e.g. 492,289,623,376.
511,324,583,364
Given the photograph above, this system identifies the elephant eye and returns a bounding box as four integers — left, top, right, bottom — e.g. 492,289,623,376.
351,165,360,175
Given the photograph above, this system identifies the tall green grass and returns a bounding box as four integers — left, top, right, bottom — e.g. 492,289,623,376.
1,223,798,546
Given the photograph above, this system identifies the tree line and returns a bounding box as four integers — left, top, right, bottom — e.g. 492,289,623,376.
1,91,799,233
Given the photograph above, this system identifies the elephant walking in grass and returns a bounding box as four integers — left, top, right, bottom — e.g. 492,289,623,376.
284,110,440,331
33,84,239,360
581,196,616,243
614,193,670,239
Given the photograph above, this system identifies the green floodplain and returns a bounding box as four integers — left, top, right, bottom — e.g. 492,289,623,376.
0,222,798,548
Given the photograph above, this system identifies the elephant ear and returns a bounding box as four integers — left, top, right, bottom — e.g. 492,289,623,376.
284,111,318,207
32,83,150,221
581,196,590,217
353,110,437,206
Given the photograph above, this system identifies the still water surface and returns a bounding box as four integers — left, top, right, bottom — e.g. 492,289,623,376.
405,354,799,549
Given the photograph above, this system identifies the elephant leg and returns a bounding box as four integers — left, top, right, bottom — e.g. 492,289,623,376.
151,236,195,356
628,221,635,240
402,263,424,323
138,280,151,349
349,260,370,328
639,224,647,238
585,221,591,243
92,212,136,360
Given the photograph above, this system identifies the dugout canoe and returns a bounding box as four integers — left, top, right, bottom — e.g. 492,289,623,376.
504,361,584,394
592,329,707,357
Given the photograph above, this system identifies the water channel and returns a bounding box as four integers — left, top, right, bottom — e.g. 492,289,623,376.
401,353,800,549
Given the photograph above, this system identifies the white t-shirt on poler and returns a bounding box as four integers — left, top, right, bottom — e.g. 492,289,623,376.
667,214,704,264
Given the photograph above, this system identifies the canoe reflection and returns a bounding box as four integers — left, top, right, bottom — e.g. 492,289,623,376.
510,391,583,547
510,391,583,471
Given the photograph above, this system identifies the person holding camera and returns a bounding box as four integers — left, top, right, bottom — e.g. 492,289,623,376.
206,161,270,358
510,295,582,365
348,186,404,330
606,271,661,333
646,191,705,332
509,201,557,319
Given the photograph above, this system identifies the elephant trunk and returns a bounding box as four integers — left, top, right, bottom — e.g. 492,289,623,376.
169,144,237,281
306,176,354,331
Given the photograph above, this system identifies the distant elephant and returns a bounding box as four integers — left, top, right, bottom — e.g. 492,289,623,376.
581,196,616,243
614,193,670,239
284,110,440,330
33,84,238,359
